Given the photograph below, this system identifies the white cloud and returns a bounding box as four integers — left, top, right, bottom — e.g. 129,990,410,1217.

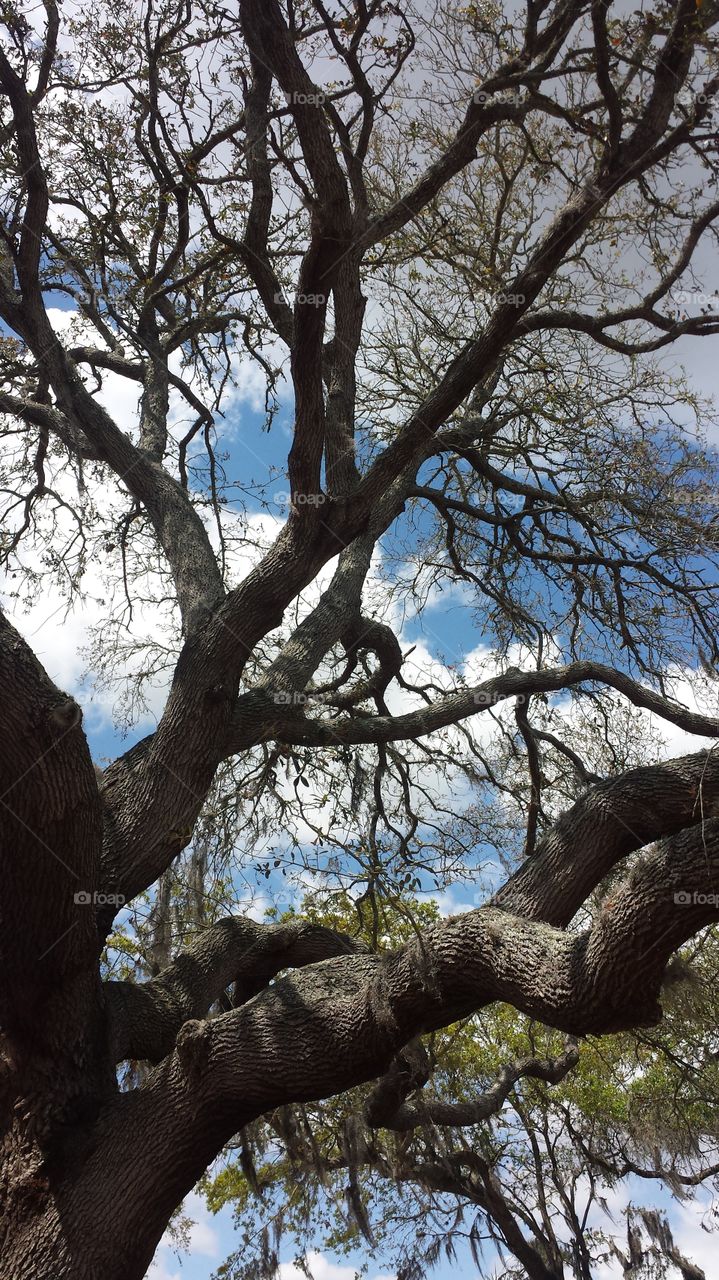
431,884,476,917
672,1195,718,1276
187,1216,220,1258
558,1175,716,1280
46,307,143,442
279,1252,394,1280
146,1259,181,1280
647,665,719,761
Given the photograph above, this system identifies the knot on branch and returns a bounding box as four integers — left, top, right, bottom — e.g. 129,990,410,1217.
47,697,82,732
364,1038,430,1128
176,1018,211,1088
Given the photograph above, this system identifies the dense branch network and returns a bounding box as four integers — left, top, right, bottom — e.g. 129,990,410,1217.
1,1,719,1277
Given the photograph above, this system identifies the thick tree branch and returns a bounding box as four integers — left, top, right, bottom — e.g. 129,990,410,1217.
105,918,369,1065
225,660,719,751
0,609,104,1070
101,799,719,1269
365,1038,579,1131
83,811,719,1277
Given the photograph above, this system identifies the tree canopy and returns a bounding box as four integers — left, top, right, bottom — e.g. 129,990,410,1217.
2,1,719,1277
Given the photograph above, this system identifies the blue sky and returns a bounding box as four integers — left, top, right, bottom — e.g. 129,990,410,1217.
146,1177,719,1280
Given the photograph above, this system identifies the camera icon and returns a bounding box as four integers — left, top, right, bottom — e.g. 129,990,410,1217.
673,890,692,905
74,890,92,905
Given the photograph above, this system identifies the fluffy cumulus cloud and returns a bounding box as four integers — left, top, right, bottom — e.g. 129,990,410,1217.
279,1253,394,1280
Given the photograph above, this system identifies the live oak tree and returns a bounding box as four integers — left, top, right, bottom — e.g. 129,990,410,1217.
205,895,719,1280
2,2,719,1278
